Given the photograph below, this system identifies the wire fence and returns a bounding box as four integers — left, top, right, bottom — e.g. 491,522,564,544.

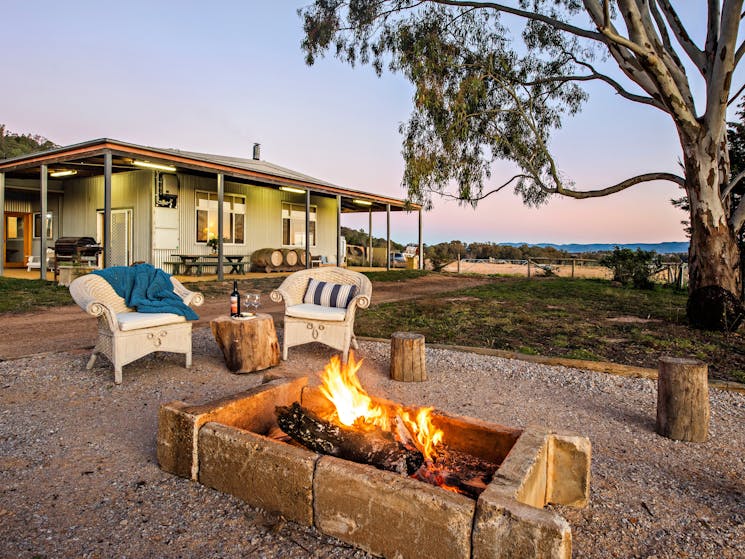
444,256,688,287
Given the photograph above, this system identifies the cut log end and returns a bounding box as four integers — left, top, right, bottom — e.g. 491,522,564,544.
656,357,710,442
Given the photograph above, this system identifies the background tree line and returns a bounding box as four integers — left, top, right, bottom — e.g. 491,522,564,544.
0,125,57,159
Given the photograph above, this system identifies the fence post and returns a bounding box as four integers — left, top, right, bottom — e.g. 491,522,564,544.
457,253,461,273
571,259,575,278
527,259,531,278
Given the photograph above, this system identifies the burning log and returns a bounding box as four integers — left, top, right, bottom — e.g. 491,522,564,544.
276,403,424,475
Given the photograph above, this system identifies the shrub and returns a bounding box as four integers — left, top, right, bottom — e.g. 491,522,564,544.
600,247,661,289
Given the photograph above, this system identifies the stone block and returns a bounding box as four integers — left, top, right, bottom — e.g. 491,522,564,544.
491,426,549,509
314,456,475,559
547,434,591,508
472,486,572,559
198,422,318,526
157,401,198,479
156,377,307,480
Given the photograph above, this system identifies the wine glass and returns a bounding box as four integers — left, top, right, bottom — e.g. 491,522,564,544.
244,293,260,316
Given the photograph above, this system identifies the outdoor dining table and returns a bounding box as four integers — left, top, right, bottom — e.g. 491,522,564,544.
171,254,247,275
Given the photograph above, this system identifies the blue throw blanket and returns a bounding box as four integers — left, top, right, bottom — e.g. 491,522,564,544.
93,263,199,320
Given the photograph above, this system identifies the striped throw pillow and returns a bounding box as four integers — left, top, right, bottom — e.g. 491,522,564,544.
303,279,358,308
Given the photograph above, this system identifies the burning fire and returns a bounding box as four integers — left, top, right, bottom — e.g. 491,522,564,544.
319,353,444,462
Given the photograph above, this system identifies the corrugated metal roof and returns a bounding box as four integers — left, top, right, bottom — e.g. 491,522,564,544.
0,138,419,210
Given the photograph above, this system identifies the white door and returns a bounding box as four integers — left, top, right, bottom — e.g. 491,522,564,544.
97,209,132,266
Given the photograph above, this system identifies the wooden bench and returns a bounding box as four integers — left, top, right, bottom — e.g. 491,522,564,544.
165,260,248,276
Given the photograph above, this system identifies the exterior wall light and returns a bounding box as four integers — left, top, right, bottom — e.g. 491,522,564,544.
353,199,373,206
133,160,177,172
279,186,306,194
49,169,78,178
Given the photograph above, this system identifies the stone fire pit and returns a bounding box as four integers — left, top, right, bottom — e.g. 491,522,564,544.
157,377,590,559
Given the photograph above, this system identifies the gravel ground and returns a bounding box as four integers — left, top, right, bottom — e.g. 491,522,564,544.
1,327,744,559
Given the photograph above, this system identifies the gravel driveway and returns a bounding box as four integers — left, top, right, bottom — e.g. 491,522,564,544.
1,327,743,558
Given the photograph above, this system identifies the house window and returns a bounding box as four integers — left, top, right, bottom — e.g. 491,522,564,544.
196,191,245,244
33,212,53,239
282,202,316,247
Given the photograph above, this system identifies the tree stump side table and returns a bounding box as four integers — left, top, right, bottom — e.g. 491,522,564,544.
390,331,426,382
210,314,280,373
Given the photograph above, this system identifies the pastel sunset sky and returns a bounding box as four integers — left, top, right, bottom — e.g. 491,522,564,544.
3,2,734,245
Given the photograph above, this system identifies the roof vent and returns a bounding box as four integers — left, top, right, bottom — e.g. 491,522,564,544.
253,143,261,160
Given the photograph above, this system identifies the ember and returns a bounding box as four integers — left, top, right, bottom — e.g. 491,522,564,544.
276,353,500,498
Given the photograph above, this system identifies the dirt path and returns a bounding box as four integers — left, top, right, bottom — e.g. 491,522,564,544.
0,274,490,360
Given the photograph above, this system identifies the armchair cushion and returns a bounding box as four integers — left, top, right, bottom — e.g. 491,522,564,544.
116,312,186,332
303,279,357,308
286,303,347,321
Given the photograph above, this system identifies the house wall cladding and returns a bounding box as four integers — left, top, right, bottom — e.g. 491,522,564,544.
62,170,153,264
4,180,63,256
13,169,339,269
152,173,339,269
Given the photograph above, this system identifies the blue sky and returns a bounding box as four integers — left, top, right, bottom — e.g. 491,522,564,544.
2,1,730,245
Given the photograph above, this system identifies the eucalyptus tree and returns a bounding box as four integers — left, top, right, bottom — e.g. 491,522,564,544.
300,1,745,330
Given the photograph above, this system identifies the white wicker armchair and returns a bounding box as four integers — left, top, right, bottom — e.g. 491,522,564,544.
69,274,204,384
270,267,372,362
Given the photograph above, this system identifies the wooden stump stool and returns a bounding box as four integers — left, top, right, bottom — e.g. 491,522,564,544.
656,357,709,442
210,314,280,373
390,332,426,382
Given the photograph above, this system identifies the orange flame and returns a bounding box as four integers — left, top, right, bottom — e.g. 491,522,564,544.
319,354,389,430
318,353,444,461
401,407,443,462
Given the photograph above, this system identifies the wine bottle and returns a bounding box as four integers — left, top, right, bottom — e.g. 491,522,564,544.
230,280,240,317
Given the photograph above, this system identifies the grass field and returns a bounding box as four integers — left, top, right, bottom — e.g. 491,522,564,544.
0,277,72,313
2,272,743,384
355,276,745,384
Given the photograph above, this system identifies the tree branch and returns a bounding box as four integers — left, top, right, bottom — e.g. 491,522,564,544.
654,0,706,74
439,174,529,202
722,168,745,199
736,39,745,65
427,0,606,42
704,0,743,139
567,55,665,109
553,172,686,199
728,82,745,105
730,194,745,231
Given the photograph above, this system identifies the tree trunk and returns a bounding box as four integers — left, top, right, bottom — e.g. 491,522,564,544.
683,131,744,330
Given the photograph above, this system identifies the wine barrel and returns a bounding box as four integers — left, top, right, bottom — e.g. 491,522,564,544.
282,249,298,266
295,249,307,266
251,248,283,268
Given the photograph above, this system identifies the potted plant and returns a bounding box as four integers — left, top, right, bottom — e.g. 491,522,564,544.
207,238,219,254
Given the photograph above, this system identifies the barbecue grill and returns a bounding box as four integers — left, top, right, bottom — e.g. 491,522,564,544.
53,236,102,268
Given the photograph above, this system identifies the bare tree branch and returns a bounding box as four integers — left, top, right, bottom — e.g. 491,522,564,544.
582,1,668,103
722,168,745,199
553,172,686,198
730,194,745,231
519,55,663,109
610,3,696,111
655,0,707,73
706,0,722,73
648,1,686,71
736,39,745,65
427,0,606,42
728,81,745,105
704,0,744,138
439,174,529,201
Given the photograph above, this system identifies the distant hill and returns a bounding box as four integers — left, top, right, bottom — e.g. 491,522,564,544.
499,241,689,254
